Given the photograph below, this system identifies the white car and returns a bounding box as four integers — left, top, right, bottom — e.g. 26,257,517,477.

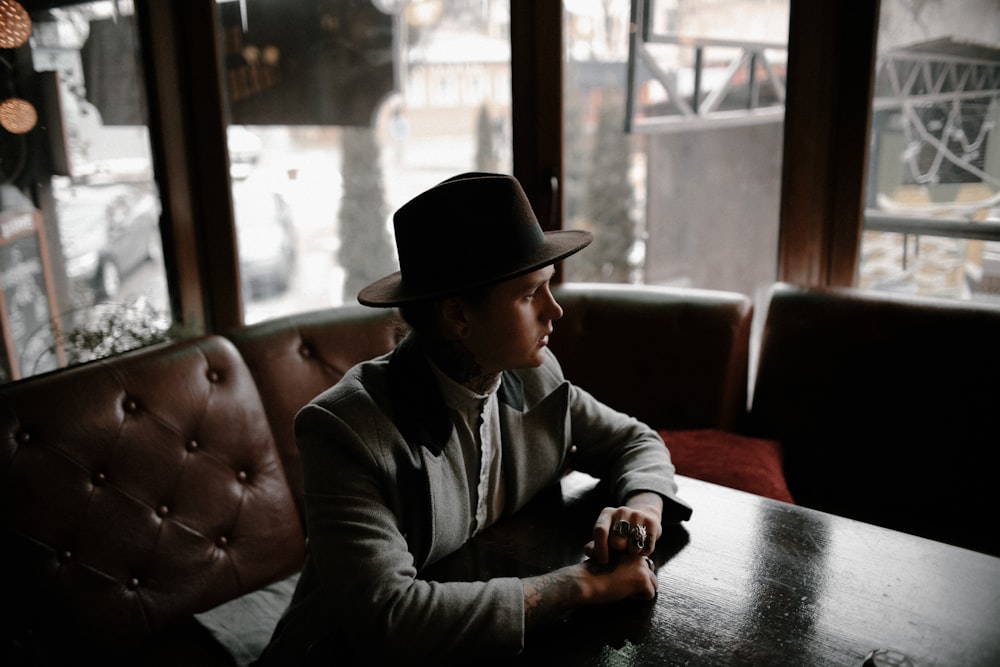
57,183,162,301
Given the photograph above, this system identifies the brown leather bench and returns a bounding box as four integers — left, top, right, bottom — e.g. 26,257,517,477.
1,282,793,665
0,335,306,665
228,305,402,523
552,283,792,504
748,282,1000,556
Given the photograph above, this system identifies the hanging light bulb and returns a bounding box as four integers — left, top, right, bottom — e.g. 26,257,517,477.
0,0,32,49
0,96,37,133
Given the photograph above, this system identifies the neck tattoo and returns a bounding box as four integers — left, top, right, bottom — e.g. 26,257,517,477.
426,339,498,393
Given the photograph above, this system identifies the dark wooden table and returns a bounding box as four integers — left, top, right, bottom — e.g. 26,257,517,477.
425,472,1000,667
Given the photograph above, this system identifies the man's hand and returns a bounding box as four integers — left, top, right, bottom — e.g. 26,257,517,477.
586,491,665,565
522,554,658,630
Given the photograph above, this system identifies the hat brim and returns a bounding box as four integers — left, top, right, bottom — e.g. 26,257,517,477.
358,229,592,307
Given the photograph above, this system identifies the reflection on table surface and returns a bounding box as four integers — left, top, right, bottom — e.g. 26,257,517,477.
424,472,1000,667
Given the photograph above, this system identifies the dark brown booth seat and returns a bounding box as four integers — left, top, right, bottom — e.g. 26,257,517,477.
0,336,305,665
748,282,1000,556
228,306,402,522
550,283,752,432
0,282,791,666
551,284,792,503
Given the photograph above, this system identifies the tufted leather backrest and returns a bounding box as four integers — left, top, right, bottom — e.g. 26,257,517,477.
749,282,1000,555
228,306,402,521
550,283,753,431
0,335,306,652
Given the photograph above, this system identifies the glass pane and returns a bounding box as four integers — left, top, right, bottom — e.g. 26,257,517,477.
564,0,788,294
860,0,1000,302
0,1,171,384
216,0,512,324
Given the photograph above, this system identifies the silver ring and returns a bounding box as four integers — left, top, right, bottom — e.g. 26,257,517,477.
630,524,647,550
612,520,630,538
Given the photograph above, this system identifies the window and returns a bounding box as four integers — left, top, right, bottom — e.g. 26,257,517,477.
563,0,789,296
215,0,513,324
859,0,1000,301
8,1,956,384
0,0,171,383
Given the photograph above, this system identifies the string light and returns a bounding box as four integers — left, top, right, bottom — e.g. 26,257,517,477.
0,0,31,49
0,96,36,133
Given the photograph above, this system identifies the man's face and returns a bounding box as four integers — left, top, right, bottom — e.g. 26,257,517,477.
461,265,563,376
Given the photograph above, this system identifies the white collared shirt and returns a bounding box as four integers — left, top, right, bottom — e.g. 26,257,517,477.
430,362,505,536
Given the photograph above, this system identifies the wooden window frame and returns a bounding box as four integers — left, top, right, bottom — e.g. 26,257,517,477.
136,0,876,333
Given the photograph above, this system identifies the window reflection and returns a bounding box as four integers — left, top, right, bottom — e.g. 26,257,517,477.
860,0,1000,301
1,1,171,384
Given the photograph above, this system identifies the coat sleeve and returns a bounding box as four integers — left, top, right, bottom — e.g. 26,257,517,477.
293,391,526,664
538,351,693,522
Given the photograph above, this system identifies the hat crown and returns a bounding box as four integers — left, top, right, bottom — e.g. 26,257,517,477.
357,172,592,306
394,173,545,292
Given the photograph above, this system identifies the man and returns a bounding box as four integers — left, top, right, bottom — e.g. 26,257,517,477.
256,172,692,665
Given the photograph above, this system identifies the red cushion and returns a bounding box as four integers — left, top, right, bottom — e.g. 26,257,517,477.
660,429,794,504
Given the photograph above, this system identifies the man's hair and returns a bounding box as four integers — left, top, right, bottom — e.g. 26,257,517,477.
396,300,436,333
396,282,496,334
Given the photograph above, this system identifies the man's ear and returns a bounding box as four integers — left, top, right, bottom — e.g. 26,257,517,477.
439,297,471,339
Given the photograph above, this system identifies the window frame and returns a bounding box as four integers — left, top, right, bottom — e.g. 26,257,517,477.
135,0,874,333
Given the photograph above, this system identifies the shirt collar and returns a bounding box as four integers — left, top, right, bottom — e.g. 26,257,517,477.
388,333,525,456
428,359,501,413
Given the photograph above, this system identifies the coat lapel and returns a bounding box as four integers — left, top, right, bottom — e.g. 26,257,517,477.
499,378,571,514
387,337,572,563
388,335,475,565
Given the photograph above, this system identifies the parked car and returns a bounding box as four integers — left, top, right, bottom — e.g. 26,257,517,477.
56,183,162,301
233,182,297,301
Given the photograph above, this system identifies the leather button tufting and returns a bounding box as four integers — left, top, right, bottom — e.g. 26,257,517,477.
216,535,229,548
126,577,139,590
16,430,29,443
93,471,107,485
186,439,198,452
124,399,137,412
299,344,312,357
58,551,72,563
237,470,248,483
157,505,169,517
207,369,220,383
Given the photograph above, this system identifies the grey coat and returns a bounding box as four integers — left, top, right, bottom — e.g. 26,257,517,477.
256,334,691,666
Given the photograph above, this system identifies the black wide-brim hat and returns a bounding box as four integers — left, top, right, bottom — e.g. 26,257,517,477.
358,172,592,307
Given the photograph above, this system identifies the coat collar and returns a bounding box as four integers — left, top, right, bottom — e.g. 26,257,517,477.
388,334,524,456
